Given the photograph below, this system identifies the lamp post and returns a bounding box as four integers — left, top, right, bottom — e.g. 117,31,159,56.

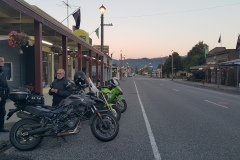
99,5,106,52
160,55,163,78
171,50,174,81
123,55,126,77
120,50,123,80
99,5,112,53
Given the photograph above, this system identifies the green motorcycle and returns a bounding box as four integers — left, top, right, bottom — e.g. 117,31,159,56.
88,78,121,121
100,78,127,113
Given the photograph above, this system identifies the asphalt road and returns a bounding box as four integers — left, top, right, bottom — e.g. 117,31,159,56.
2,75,240,160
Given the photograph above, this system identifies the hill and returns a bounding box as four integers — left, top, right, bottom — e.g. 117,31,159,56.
112,57,168,70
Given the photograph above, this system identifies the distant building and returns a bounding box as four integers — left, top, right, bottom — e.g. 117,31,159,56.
93,45,109,55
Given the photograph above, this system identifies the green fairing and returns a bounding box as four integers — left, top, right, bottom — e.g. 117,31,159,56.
101,87,122,102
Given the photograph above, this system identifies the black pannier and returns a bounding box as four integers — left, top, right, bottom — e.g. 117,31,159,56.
9,92,29,103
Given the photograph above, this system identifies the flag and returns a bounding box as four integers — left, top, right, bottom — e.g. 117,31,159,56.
236,34,240,52
72,9,80,29
204,48,208,58
95,27,99,39
218,35,221,43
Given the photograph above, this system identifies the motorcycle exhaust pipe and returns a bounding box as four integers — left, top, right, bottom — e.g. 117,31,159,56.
16,111,32,119
24,127,50,136
57,121,81,136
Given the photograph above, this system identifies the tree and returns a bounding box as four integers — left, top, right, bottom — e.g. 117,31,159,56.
162,52,182,76
183,41,208,72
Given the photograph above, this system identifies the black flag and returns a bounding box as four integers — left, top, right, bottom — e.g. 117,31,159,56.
236,34,240,52
72,9,80,29
218,35,221,43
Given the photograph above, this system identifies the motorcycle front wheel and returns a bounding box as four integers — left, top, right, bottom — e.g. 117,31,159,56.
91,113,119,142
9,118,43,151
111,105,121,121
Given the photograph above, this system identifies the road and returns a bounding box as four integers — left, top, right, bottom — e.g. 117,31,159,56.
2,75,240,160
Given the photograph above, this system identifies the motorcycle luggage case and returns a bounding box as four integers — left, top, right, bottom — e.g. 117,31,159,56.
9,92,29,103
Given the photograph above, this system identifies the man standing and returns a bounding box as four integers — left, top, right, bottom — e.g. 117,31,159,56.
49,69,71,106
0,56,10,132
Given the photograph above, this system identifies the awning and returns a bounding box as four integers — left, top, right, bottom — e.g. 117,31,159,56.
218,59,240,66
190,64,217,70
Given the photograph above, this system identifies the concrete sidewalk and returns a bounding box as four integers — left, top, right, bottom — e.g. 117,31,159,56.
0,93,53,151
172,78,240,95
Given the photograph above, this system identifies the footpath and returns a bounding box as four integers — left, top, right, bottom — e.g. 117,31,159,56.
0,93,53,152
0,79,239,152
172,78,240,95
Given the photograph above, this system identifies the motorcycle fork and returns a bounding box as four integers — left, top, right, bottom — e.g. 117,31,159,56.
90,105,108,128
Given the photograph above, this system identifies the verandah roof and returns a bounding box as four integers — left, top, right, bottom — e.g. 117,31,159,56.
218,59,240,66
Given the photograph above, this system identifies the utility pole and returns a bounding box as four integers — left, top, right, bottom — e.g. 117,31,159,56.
62,0,70,28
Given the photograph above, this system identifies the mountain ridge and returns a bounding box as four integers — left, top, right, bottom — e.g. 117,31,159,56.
112,57,168,70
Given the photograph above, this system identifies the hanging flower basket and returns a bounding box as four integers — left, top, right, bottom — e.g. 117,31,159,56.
50,45,63,54
70,52,77,58
8,30,31,48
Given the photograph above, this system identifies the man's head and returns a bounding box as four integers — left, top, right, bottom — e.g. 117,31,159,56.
56,69,65,79
0,56,4,67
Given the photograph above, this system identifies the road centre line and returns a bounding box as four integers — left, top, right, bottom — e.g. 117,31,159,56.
172,89,179,91
134,80,161,160
204,100,228,109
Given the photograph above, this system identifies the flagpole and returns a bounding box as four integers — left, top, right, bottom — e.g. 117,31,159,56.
61,7,80,23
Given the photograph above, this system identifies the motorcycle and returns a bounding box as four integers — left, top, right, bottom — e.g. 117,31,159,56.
7,87,119,151
75,79,121,121
97,78,127,113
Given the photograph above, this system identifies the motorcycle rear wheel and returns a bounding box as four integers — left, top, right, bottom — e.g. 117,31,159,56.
91,113,119,142
10,118,43,151
116,99,127,113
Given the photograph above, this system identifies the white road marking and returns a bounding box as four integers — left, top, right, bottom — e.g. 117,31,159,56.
134,80,161,160
159,84,163,86
204,100,228,109
172,89,179,91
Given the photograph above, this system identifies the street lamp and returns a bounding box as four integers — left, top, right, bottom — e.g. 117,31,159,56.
120,50,123,80
99,5,112,53
171,50,174,81
160,55,163,78
99,5,106,52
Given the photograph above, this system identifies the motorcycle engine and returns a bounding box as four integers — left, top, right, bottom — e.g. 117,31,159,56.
65,117,79,130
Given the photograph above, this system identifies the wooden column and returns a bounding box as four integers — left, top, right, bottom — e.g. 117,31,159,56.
96,54,99,86
89,50,92,79
62,35,68,78
78,43,82,71
34,20,43,94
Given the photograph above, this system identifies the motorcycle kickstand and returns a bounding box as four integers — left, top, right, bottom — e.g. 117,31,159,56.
56,136,67,142
60,136,67,142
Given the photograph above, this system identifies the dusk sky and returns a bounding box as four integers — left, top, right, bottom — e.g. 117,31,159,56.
25,0,240,60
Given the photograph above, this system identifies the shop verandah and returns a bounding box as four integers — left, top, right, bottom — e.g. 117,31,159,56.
189,59,240,89
0,0,113,94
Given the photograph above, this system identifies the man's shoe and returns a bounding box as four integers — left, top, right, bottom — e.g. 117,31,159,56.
0,128,9,132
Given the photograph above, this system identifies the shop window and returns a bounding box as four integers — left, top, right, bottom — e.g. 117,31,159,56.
4,62,13,81
42,52,52,88
54,54,59,77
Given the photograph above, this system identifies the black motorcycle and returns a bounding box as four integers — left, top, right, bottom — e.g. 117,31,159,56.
7,88,119,151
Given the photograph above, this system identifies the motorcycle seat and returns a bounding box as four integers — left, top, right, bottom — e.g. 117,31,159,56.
25,105,54,118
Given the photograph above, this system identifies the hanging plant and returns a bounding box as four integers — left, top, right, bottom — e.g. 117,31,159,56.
8,30,32,47
50,45,63,54
70,52,77,58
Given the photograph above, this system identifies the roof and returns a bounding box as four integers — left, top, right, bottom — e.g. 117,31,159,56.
0,0,105,57
190,64,217,70
218,59,240,66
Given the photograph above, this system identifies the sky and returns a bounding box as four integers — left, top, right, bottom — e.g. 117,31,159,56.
24,0,240,60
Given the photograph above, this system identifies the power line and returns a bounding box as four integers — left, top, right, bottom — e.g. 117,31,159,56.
109,2,240,18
